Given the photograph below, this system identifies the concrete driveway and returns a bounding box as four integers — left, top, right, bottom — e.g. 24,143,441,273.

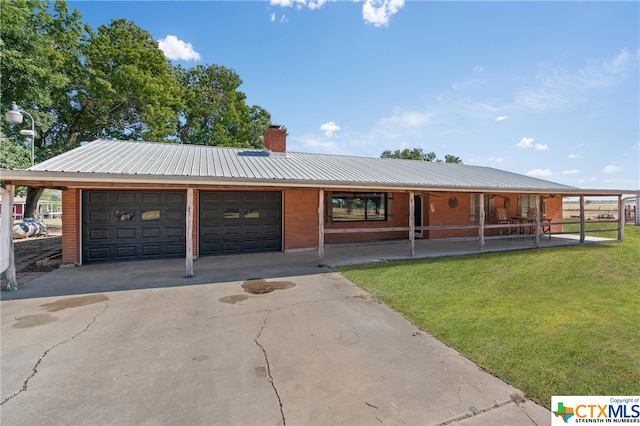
1,253,550,425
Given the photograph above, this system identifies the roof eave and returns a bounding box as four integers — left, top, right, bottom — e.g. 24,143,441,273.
1,170,637,196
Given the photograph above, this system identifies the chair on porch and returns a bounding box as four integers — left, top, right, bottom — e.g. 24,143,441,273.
495,208,513,235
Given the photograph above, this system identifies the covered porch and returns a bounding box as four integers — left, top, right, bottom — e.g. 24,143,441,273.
321,232,618,267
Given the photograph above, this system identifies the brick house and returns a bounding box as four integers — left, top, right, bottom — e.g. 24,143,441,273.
0,125,631,273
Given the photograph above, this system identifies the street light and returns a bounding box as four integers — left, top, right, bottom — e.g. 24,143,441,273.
5,101,35,167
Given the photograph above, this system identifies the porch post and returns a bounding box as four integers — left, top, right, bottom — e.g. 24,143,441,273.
478,193,485,251
185,187,194,278
534,195,541,247
318,189,325,266
579,195,586,243
618,195,624,241
1,185,18,291
409,191,415,258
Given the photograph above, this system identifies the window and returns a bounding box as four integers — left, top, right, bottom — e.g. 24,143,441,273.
330,192,387,222
141,210,160,221
244,208,260,219
518,195,546,217
224,208,240,219
115,211,135,222
469,194,495,222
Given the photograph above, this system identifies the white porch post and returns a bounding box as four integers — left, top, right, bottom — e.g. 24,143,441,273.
1,185,18,291
636,196,640,226
579,195,586,243
185,188,194,278
618,195,624,241
409,191,415,258
478,193,485,251
318,189,325,266
534,195,541,248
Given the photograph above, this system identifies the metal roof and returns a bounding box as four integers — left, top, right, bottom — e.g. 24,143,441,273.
1,139,616,194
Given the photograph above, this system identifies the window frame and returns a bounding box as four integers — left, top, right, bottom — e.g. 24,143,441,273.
329,192,388,222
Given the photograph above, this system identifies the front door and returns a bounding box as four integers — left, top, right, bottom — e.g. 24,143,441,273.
414,194,423,238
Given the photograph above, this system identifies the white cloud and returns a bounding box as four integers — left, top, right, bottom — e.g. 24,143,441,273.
516,137,535,148
568,154,580,159
270,0,305,6
362,0,404,27
527,168,553,177
320,121,340,137
514,49,634,111
562,169,581,175
380,109,431,128
602,164,622,173
496,115,508,121
473,65,484,72
516,137,548,151
604,49,630,74
157,35,201,61
270,0,404,26
270,12,276,22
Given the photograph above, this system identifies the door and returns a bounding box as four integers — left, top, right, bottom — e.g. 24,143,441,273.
82,190,186,263
414,194,423,238
199,191,282,256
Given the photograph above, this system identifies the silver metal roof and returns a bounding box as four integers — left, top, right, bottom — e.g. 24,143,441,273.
14,139,583,192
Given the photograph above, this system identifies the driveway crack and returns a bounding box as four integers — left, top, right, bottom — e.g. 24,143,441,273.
0,302,109,407
254,310,286,426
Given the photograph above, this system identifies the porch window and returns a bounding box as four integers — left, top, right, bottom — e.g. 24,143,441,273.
518,195,546,217
330,192,387,222
469,194,494,222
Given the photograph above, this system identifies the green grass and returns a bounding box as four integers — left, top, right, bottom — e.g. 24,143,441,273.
339,225,640,408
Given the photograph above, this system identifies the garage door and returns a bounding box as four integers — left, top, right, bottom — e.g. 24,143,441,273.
199,191,282,256
82,191,186,263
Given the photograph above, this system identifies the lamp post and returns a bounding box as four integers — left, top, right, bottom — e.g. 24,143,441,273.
5,101,35,167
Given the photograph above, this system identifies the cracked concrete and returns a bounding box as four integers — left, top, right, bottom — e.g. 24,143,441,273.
254,311,286,425
0,301,109,406
1,258,551,425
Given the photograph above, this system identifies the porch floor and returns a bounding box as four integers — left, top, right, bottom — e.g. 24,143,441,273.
321,234,618,267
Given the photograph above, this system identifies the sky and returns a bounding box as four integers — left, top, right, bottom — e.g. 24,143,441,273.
71,0,639,191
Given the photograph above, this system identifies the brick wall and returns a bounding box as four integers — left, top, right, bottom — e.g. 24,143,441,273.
283,188,318,250
61,188,80,265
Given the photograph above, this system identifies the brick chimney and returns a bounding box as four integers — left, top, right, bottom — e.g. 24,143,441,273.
263,124,287,153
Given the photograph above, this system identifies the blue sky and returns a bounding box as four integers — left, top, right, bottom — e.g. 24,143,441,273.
72,0,639,191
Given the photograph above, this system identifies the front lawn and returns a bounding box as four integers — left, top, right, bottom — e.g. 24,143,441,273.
339,225,640,407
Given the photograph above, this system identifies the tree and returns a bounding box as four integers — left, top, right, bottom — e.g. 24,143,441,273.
175,64,271,147
380,148,463,164
0,132,30,170
1,0,87,217
2,3,272,217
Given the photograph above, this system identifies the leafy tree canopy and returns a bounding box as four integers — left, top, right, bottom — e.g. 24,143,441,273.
1,0,273,216
381,148,463,164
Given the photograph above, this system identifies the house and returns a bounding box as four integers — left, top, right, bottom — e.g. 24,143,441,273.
0,196,62,220
0,125,634,275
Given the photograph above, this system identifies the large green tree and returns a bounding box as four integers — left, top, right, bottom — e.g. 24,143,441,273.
2,2,272,218
381,148,463,164
1,0,87,216
175,64,271,147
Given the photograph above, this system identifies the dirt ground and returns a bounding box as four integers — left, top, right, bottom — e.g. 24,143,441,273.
12,222,62,272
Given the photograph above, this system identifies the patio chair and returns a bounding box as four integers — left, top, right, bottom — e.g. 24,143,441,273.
495,208,513,235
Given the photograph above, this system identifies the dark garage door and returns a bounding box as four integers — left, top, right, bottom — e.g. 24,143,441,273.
199,191,282,256
82,190,186,263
